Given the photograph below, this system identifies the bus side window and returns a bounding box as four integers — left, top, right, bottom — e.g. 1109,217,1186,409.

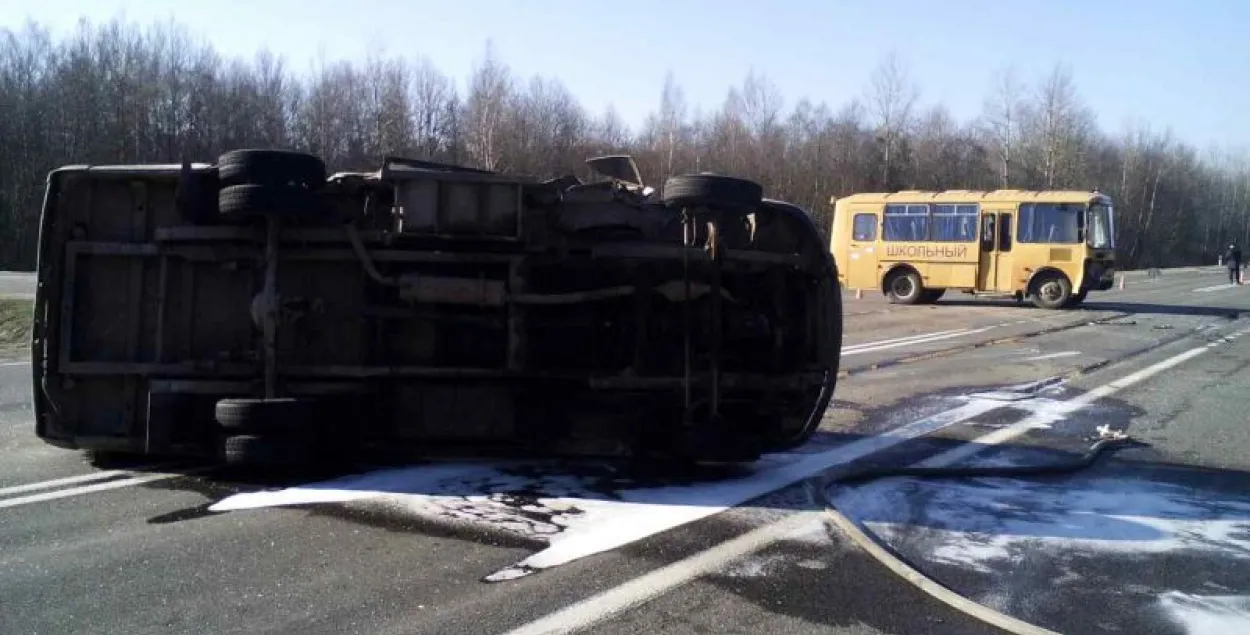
852,213,877,241
981,215,995,251
999,214,1013,252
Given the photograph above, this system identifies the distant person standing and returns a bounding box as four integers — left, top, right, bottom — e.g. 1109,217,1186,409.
1225,243,1243,284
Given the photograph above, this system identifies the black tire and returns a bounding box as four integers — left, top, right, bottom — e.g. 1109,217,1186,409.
220,434,317,469
884,269,924,305
218,149,326,190
218,184,326,219
661,174,763,212
1030,273,1073,309
920,289,946,304
216,397,320,435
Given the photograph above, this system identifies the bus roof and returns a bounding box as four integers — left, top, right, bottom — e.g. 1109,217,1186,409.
831,189,1110,206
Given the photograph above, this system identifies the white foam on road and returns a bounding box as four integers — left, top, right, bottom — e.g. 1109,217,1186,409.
208,398,1003,581
1159,592,1250,635
832,465,1250,634
831,473,1250,575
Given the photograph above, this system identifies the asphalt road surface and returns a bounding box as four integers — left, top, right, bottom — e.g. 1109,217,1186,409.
0,270,34,299
3,266,1249,635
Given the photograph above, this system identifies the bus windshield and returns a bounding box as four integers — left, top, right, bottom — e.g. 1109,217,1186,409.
1087,202,1113,250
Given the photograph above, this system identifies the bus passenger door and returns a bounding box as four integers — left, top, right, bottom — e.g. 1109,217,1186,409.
978,213,998,291
846,210,881,290
994,212,1015,291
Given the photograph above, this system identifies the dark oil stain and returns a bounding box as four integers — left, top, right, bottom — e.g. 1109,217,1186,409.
963,406,1033,428
300,501,548,550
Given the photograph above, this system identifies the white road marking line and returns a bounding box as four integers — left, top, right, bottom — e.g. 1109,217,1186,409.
0,469,159,498
1023,351,1082,361
1193,283,1242,293
500,326,1250,635
843,325,1001,356
0,360,30,366
842,329,969,352
916,327,1250,470
500,512,821,635
0,468,207,510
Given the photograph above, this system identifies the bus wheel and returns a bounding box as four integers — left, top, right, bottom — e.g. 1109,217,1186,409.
885,269,924,305
1029,273,1072,309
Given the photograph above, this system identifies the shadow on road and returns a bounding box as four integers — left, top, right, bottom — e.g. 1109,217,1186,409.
936,297,1244,319
1077,301,1244,319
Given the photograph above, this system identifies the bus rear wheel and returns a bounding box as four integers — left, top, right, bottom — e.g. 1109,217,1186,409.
1029,273,1072,310
885,269,924,305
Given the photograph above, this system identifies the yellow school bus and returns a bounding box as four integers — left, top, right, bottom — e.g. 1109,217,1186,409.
829,189,1116,309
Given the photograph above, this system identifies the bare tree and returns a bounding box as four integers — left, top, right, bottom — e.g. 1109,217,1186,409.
462,41,513,171
981,66,1022,188
866,52,919,190
654,71,687,182
591,104,630,153
409,59,457,160
739,70,786,189
1023,63,1095,188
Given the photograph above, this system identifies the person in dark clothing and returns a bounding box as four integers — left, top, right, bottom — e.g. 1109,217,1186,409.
1225,243,1243,284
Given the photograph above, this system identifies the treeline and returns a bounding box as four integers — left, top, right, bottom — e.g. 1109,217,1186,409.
1,17,1246,270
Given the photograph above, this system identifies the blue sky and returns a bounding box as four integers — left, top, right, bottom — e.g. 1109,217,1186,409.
4,0,1246,150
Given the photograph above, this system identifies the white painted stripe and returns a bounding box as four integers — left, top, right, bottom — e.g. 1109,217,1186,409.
0,469,141,498
1193,283,1241,293
1023,351,1082,361
0,468,206,510
499,326,1250,635
843,325,1000,356
501,512,820,635
841,329,969,352
0,360,30,367
915,328,1250,470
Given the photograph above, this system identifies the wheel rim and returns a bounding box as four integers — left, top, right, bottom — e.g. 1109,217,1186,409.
892,276,915,298
1040,280,1063,302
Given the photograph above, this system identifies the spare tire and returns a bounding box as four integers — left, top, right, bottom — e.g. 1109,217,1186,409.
661,174,763,212
215,397,320,435
218,149,326,190
220,434,318,470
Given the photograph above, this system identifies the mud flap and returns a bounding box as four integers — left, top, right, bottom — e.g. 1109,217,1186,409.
145,385,230,456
